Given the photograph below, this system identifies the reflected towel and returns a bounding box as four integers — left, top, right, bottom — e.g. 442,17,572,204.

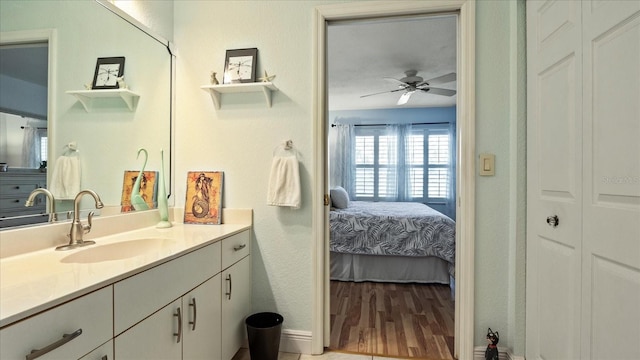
50,156,81,200
267,155,301,209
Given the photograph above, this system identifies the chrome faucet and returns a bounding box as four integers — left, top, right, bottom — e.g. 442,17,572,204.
25,188,57,222
56,189,104,251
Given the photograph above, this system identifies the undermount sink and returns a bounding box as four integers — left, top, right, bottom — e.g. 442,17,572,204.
60,238,170,263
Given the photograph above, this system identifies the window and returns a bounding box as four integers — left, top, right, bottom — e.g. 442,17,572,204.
353,124,452,203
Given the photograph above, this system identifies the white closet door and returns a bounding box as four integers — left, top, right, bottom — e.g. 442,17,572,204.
526,1,583,359
581,2,640,359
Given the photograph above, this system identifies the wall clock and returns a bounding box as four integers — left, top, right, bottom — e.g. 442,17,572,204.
92,56,125,89
223,48,258,84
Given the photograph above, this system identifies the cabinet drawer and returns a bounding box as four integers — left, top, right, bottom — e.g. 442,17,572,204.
113,241,221,335
0,286,113,360
0,181,42,197
221,230,250,270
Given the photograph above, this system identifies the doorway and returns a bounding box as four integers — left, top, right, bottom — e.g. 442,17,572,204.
312,1,476,359
326,13,457,359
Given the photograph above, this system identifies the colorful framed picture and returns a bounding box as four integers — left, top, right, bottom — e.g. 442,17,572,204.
120,170,158,212
184,171,223,224
223,48,258,84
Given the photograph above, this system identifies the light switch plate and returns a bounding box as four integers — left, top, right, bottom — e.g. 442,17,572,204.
479,153,495,176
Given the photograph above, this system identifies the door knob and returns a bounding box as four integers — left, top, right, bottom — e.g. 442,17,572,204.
546,215,559,228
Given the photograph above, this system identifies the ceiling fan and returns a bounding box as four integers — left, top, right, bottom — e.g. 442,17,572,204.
361,70,457,105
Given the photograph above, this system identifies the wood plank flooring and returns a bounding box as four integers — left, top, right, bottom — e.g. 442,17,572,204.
329,281,455,359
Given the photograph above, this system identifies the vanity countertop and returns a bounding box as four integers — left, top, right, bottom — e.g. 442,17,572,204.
0,222,250,328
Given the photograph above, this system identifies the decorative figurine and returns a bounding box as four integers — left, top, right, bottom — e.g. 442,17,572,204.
485,328,499,360
131,148,150,211
259,70,276,82
117,76,128,89
156,148,172,228
210,71,219,85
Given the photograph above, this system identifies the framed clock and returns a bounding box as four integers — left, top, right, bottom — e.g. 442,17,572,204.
92,56,125,89
223,48,258,84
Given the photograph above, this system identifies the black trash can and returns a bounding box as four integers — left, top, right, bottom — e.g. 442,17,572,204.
245,312,283,360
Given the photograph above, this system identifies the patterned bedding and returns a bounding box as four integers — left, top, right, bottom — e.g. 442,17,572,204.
330,201,456,274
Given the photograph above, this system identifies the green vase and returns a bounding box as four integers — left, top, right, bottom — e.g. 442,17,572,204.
156,148,172,228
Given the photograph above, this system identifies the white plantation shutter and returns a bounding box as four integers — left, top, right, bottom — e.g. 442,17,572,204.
353,124,452,203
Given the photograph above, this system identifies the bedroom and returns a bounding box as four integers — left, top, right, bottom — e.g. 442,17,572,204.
327,14,458,358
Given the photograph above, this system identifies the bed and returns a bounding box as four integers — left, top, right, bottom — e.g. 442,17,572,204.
329,201,456,287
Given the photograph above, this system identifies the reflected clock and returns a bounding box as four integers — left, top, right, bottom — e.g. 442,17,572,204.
92,56,125,89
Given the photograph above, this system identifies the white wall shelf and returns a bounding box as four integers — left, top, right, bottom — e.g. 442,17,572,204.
66,89,140,112
200,82,278,109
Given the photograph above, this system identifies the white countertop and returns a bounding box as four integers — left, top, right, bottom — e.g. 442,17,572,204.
0,222,250,328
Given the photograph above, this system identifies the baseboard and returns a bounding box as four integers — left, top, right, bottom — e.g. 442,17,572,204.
280,329,312,355
473,346,525,360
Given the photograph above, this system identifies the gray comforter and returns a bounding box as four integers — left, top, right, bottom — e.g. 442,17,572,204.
330,201,456,273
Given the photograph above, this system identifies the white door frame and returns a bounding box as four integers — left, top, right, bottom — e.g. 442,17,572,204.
311,1,476,358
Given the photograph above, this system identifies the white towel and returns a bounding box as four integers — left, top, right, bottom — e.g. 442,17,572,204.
267,155,301,209
50,156,81,200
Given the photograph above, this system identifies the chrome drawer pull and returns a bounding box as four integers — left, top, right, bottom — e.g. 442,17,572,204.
26,328,82,360
226,274,232,300
174,307,182,343
233,244,246,251
189,297,197,331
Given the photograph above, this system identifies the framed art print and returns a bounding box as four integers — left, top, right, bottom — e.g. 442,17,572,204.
184,171,223,224
223,48,257,84
120,170,158,212
92,56,125,89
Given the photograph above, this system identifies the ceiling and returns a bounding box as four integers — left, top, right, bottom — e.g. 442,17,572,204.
0,42,48,87
327,14,457,111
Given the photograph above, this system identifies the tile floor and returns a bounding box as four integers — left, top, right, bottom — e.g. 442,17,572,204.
233,347,408,360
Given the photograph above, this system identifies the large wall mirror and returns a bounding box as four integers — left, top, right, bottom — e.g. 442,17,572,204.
0,0,173,229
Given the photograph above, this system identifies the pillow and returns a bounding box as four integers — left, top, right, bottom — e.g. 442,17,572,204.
330,186,350,209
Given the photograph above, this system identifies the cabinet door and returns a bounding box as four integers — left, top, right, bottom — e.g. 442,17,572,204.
183,274,222,360
221,256,251,360
79,340,113,360
114,299,182,360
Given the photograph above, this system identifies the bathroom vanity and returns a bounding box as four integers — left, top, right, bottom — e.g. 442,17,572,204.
0,170,48,228
0,209,252,360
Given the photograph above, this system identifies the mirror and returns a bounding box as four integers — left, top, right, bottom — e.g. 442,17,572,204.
0,0,173,229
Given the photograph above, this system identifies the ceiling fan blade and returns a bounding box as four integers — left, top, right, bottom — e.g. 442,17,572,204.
423,72,456,85
420,87,457,96
360,88,404,98
383,77,409,86
397,91,414,105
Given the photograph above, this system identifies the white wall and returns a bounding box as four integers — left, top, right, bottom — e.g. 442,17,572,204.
172,0,527,354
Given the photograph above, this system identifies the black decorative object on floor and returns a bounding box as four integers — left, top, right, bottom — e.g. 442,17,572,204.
485,327,499,360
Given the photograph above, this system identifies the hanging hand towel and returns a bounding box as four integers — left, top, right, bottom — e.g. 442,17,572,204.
267,154,301,209
50,156,81,200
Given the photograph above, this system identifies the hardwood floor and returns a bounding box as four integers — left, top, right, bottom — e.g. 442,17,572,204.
329,281,455,359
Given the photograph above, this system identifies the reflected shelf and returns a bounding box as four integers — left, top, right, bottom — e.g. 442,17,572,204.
200,82,278,110
66,89,140,112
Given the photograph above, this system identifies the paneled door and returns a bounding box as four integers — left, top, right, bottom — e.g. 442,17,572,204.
581,2,640,359
527,1,640,359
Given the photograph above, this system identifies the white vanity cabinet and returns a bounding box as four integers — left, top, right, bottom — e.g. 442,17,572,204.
0,286,113,360
113,229,251,360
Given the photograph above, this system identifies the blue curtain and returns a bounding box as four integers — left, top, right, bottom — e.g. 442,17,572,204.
328,123,355,198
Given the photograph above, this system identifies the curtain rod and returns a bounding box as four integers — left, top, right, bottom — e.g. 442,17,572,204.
21,126,47,130
331,122,450,127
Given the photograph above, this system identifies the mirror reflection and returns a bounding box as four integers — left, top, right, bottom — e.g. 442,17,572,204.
0,0,173,229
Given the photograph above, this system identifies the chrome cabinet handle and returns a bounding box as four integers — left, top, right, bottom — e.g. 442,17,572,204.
226,274,232,300
546,215,559,228
26,328,83,360
233,244,246,251
189,297,197,331
174,307,182,343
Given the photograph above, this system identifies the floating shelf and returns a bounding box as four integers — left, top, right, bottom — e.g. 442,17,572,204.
66,89,140,112
201,82,278,109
